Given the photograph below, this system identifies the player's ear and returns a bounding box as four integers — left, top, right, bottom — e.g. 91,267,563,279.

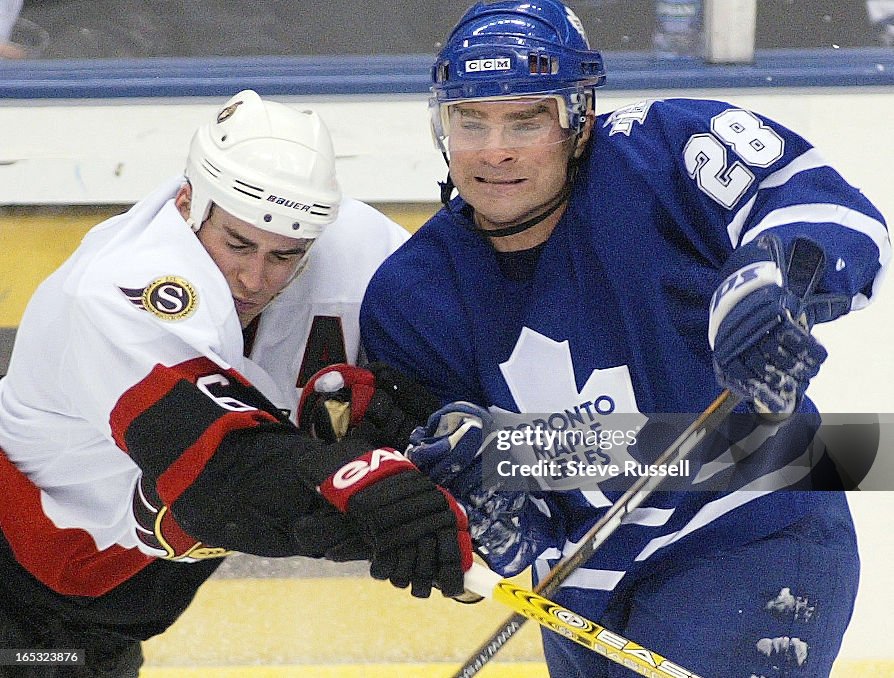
175,183,193,221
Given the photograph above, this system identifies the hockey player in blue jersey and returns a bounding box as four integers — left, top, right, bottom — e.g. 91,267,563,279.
357,1,890,675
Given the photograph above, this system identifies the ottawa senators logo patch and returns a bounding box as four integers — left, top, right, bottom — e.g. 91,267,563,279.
119,275,198,321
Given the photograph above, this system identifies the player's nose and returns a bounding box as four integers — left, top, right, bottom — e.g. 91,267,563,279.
236,255,267,294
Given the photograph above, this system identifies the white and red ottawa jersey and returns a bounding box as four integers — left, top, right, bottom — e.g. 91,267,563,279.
0,176,407,599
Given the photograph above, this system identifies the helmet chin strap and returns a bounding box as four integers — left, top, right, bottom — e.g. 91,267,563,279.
438,151,578,239
475,183,571,238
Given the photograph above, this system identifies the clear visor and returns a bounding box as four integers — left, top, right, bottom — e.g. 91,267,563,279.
431,95,575,153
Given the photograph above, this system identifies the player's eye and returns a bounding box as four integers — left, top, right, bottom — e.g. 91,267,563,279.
457,120,487,134
511,120,545,133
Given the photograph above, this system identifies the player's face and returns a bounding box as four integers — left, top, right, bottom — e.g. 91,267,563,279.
446,98,583,234
196,206,312,327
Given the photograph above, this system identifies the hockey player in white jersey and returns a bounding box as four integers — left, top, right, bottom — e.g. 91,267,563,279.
0,90,472,676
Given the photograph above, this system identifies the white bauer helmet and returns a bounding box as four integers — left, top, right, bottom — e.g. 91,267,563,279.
184,89,341,239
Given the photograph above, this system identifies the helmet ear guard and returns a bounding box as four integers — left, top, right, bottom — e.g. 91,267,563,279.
184,90,341,240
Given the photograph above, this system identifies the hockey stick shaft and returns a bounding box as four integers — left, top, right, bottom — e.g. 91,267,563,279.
453,389,741,678
463,563,705,678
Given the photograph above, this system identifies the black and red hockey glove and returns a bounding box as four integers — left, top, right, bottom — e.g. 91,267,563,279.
318,445,473,598
298,362,440,451
291,502,370,562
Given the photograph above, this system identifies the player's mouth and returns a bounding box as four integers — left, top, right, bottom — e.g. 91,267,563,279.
476,176,525,185
234,297,261,315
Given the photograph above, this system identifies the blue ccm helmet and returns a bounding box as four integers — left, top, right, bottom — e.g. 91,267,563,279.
430,0,606,151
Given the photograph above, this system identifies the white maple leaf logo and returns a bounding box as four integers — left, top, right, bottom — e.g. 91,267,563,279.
500,327,641,414
497,328,648,499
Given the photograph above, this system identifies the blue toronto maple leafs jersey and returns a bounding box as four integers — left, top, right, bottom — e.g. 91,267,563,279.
360,98,889,615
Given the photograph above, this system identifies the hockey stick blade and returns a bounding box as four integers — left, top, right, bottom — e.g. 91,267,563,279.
463,563,704,678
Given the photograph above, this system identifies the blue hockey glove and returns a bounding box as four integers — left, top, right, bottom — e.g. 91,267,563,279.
709,234,843,415
406,402,489,489
407,402,554,577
